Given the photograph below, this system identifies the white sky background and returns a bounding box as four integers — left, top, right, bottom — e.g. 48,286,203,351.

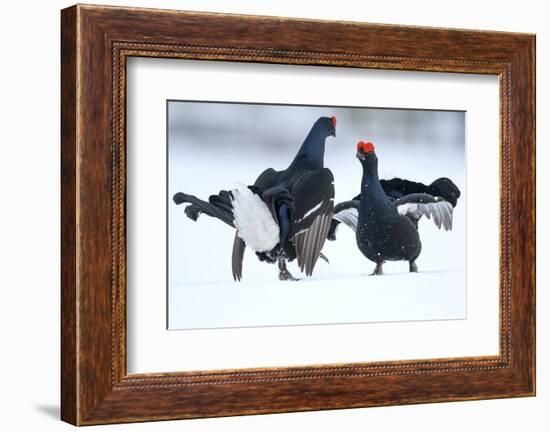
168,102,466,329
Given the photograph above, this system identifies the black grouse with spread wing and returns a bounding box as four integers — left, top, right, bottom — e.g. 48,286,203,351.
328,141,460,275
173,116,337,281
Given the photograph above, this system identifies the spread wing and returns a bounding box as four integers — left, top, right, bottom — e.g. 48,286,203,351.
394,193,454,231
290,169,334,276
328,200,360,240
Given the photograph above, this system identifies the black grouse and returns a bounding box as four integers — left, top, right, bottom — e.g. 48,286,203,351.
328,141,461,275
173,116,337,281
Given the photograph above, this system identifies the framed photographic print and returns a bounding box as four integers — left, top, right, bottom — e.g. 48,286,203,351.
61,4,536,425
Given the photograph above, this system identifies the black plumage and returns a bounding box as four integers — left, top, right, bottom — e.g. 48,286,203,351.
173,116,337,281
328,141,460,275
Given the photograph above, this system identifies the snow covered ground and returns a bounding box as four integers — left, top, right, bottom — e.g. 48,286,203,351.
168,103,466,329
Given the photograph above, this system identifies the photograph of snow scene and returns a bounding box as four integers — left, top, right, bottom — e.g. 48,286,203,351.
168,101,465,330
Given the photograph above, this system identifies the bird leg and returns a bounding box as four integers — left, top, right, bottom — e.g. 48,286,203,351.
278,259,299,281
370,262,384,276
318,252,329,264
409,260,418,273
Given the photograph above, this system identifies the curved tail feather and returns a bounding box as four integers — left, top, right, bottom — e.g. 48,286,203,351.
172,192,235,227
427,177,461,207
377,177,461,208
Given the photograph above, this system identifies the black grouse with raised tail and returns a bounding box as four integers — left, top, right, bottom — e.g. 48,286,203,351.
173,116,337,281
328,141,460,275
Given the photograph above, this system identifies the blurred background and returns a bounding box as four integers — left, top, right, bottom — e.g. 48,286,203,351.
169,102,464,162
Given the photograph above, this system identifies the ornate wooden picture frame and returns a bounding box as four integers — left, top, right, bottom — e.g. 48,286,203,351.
61,4,535,425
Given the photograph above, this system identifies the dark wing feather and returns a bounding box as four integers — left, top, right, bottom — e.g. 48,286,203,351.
231,233,246,281
290,169,334,276
254,168,279,189
394,193,454,231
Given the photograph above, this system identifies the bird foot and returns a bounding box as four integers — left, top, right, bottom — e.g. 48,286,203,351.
370,263,384,276
279,269,300,281
277,259,300,281
409,261,418,273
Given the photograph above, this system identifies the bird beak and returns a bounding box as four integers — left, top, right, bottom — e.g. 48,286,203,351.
331,130,336,137
356,151,366,161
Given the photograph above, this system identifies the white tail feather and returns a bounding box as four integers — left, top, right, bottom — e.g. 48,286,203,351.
231,186,280,252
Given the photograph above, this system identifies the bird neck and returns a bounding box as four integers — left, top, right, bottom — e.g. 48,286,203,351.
359,157,391,209
288,125,326,169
